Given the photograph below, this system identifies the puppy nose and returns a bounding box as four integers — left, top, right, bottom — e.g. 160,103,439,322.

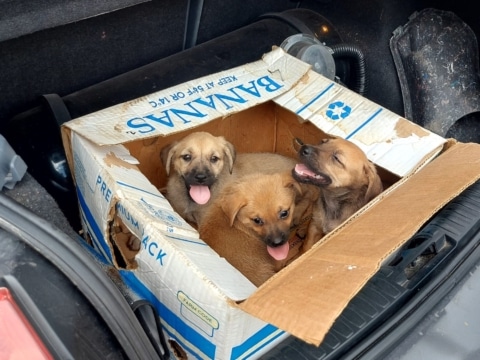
300,145,313,157
268,233,287,246
195,173,207,182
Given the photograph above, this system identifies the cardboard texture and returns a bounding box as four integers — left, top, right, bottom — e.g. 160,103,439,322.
240,142,480,345
61,47,479,359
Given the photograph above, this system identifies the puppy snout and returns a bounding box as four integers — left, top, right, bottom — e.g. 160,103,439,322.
266,232,287,246
300,145,313,157
185,168,215,186
195,173,208,183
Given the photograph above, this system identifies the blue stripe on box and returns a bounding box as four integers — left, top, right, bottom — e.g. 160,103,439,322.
231,325,285,359
120,270,217,359
346,107,383,139
77,188,113,262
116,180,165,198
119,270,283,360
294,81,384,141
296,82,335,115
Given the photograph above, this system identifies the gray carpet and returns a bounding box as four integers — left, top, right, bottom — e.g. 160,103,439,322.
3,171,80,240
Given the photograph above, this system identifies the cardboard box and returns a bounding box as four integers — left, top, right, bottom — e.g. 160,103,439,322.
61,47,480,359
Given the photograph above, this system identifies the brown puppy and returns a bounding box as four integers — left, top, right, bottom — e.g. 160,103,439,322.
160,132,236,225
198,171,309,286
293,137,383,249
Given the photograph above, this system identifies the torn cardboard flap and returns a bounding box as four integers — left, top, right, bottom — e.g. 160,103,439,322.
239,142,480,346
64,47,312,146
105,162,200,240
274,71,447,177
64,47,447,179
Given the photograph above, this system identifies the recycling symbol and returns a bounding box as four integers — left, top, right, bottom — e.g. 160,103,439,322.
326,101,351,120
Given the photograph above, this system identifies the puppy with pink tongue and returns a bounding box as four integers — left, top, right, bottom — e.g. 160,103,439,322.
198,171,316,287
160,132,236,225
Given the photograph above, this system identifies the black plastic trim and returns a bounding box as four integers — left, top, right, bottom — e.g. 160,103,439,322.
0,193,161,360
132,300,171,360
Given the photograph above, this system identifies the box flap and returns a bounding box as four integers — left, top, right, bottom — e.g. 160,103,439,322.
63,46,447,178
274,71,447,177
63,47,312,146
239,142,480,346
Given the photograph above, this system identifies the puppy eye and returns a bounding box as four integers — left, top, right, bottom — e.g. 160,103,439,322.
210,155,219,163
332,152,343,165
252,217,264,226
181,154,192,162
279,210,289,219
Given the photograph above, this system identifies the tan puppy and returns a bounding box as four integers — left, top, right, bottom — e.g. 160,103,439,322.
160,132,236,225
198,171,312,286
293,137,383,249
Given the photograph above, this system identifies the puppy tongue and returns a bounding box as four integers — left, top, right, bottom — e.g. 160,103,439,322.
295,163,317,177
189,185,211,204
267,242,290,261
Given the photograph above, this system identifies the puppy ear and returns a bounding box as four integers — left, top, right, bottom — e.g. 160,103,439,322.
220,188,246,227
222,139,236,173
160,142,177,175
293,137,304,152
364,162,383,202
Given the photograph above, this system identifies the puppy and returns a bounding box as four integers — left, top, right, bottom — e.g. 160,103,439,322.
160,132,236,225
198,171,310,286
293,137,383,249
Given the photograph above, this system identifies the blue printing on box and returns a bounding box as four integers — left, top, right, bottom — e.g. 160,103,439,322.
121,270,217,358
77,186,284,359
77,187,113,262
293,81,385,140
120,270,284,359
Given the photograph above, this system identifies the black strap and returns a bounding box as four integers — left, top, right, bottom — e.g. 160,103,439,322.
183,0,205,50
41,93,72,127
